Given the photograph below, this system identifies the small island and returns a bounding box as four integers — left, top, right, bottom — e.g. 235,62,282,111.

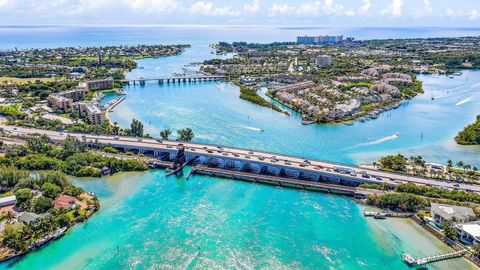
456,115,480,145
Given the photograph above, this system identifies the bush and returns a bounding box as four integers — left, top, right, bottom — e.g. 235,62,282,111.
15,188,33,210
41,182,61,199
32,196,53,214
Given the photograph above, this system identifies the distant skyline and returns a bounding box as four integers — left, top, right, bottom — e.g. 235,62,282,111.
1,0,479,27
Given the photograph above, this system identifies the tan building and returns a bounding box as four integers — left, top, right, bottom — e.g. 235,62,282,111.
79,78,114,91
48,94,74,112
74,102,106,125
61,88,88,101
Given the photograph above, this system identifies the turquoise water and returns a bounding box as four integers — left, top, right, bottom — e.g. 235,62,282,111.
1,26,480,269
3,171,476,270
110,50,480,167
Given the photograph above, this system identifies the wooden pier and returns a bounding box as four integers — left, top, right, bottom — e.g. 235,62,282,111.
402,250,467,268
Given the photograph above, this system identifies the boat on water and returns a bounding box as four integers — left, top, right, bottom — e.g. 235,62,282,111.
52,227,68,239
215,82,222,90
374,212,387,219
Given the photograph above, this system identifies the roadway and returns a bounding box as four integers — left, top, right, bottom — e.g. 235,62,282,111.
2,125,479,193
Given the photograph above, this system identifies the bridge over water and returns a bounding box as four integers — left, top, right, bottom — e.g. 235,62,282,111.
3,125,480,194
121,75,226,86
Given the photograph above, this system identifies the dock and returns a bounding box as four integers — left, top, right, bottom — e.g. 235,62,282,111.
402,250,467,267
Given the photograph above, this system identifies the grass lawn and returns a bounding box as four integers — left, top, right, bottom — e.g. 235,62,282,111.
65,209,87,221
0,76,56,85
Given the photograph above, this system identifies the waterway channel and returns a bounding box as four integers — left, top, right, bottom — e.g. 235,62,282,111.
1,26,480,269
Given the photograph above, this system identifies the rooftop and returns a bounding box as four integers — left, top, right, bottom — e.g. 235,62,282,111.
0,195,16,205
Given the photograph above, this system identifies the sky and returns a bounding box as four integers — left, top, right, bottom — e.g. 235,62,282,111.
0,0,479,27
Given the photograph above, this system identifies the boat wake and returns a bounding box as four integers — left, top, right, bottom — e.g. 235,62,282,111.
455,97,472,106
236,124,264,132
352,133,400,148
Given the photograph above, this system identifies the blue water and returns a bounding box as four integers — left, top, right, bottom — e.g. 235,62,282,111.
1,26,479,270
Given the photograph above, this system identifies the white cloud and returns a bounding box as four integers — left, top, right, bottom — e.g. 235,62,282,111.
382,0,404,18
269,3,294,17
358,0,371,15
244,0,260,13
345,10,355,17
323,0,343,14
445,8,459,17
415,0,432,18
190,1,240,17
128,0,178,13
469,9,479,20
297,1,322,16
190,1,213,15
0,0,12,8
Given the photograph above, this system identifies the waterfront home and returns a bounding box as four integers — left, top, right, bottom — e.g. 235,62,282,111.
0,195,16,207
54,195,79,210
18,212,42,224
430,203,475,227
455,221,480,245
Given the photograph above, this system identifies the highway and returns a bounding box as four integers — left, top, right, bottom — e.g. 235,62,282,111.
2,125,479,193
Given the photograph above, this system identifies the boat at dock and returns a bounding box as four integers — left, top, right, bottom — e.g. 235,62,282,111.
374,212,387,219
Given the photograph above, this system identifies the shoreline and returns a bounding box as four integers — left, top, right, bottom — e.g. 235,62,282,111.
0,205,99,263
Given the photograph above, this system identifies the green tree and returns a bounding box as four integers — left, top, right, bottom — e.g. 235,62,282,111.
443,221,457,240
379,154,407,172
32,196,53,214
26,134,52,154
472,244,480,259
39,171,69,189
130,119,144,137
41,182,61,199
160,129,172,140
60,135,84,158
2,223,27,251
15,188,33,210
447,159,453,168
177,128,195,142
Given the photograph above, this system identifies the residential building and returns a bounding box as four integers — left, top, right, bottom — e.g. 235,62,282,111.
316,55,332,67
47,88,88,112
18,212,42,224
0,195,16,207
47,95,74,112
430,203,475,226
54,195,79,210
79,78,113,91
75,102,106,125
297,35,343,44
455,221,480,245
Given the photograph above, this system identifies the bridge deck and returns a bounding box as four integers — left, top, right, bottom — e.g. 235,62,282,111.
2,125,480,193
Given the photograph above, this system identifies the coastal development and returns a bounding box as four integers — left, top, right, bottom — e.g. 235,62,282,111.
0,33,480,268
203,36,480,124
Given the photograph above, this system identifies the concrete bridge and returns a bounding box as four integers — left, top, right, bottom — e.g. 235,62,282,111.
3,125,480,194
121,75,226,86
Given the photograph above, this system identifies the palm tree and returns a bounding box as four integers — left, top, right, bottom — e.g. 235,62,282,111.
177,128,195,142
457,161,464,172
4,211,15,224
160,129,172,140
447,159,453,168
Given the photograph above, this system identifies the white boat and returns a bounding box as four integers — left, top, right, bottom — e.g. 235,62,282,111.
215,82,222,90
